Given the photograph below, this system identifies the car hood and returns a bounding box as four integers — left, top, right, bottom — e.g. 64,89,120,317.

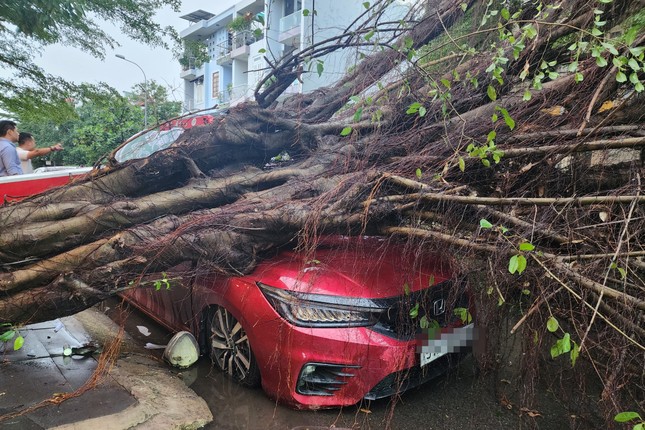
250,237,453,299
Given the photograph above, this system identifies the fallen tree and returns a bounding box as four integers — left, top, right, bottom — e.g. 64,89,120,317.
1,0,643,426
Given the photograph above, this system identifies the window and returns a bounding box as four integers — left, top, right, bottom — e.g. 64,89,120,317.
285,0,302,15
212,72,220,98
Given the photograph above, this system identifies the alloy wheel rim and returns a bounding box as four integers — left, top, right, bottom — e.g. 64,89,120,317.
210,307,253,380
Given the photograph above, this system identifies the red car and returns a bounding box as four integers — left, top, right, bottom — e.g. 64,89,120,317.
123,236,475,409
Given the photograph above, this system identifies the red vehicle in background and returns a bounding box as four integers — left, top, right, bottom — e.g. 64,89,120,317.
122,236,475,409
0,166,92,204
1,111,219,204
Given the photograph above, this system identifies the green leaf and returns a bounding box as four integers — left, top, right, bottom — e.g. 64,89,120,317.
364,29,375,41
601,42,619,56
353,107,363,122
616,71,628,82
409,302,419,318
406,102,421,114
523,90,532,101
419,315,429,329
522,289,531,295
596,56,608,67
524,24,537,39
440,78,451,89
487,85,497,101
614,412,641,423
629,46,645,57
415,168,422,179
418,106,427,117
516,255,527,274
617,267,626,279
501,8,510,20
302,9,310,16
519,242,535,251
550,333,571,358
481,158,490,167
363,1,370,9
628,58,641,71
0,329,16,342
487,130,496,142
570,341,579,366
546,316,559,332
503,113,515,130
591,27,603,37
509,255,519,274
316,61,324,77
13,335,24,350
630,72,640,84
403,282,410,296
458,157,465,172
574,72,584,83
340,126,352,136
480,219,493,229
635,82,644,93
460,3,468,11
454,308,473,324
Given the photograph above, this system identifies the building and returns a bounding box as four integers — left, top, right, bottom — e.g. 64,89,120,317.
179,0,412,112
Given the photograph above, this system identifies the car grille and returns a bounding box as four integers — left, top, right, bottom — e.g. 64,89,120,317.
364,352,468,400
371,280,470,340
296,363,361,396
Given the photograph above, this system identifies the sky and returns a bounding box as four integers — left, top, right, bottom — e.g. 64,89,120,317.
35,0,236,103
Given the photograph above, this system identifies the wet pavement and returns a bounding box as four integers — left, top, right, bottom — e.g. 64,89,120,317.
0,308,211,429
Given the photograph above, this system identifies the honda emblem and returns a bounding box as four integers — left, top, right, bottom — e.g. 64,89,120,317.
433,299,446,315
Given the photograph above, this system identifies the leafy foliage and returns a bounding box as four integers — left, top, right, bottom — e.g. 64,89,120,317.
0,0,180,120
19,81,180,167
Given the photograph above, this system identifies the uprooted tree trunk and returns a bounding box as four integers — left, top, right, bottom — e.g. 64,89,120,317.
1,0,643,426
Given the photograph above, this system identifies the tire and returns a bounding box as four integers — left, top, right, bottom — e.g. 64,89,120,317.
206,305,261,387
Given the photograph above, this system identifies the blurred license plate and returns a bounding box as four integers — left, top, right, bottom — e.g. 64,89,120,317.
419,323,474,367
420,350,447,367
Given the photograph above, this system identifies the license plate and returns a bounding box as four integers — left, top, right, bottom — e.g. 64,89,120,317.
420,350,447,367
419,323,474,367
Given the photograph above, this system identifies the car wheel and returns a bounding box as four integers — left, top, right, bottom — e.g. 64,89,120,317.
206,305,261,387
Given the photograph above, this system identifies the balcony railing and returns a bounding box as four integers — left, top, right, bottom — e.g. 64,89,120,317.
233,30,262,49
279,10,301,32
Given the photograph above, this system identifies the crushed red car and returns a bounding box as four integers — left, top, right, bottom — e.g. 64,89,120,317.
122,235,475,409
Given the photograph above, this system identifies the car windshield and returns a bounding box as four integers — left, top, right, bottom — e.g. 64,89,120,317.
114,128,185,163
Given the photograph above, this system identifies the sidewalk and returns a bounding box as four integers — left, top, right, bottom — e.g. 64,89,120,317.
0,307,213,429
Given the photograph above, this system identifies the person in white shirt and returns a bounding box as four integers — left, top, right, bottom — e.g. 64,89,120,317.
17,132,63,174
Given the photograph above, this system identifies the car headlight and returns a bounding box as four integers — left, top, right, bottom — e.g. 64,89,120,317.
257,282,383,328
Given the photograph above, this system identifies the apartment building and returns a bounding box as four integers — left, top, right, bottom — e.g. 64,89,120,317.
179,0,409,112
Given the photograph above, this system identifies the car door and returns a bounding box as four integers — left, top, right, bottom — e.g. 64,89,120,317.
121,261,197,333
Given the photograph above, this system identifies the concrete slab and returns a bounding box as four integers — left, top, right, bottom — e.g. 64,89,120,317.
0,308,213,429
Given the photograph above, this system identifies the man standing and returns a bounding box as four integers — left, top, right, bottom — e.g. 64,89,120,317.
0,120,22,176
17,132,63,174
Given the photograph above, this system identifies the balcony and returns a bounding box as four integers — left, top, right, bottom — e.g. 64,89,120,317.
278,10,301,44
216,42,233,66
230,30,262,60
180,64,204,81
